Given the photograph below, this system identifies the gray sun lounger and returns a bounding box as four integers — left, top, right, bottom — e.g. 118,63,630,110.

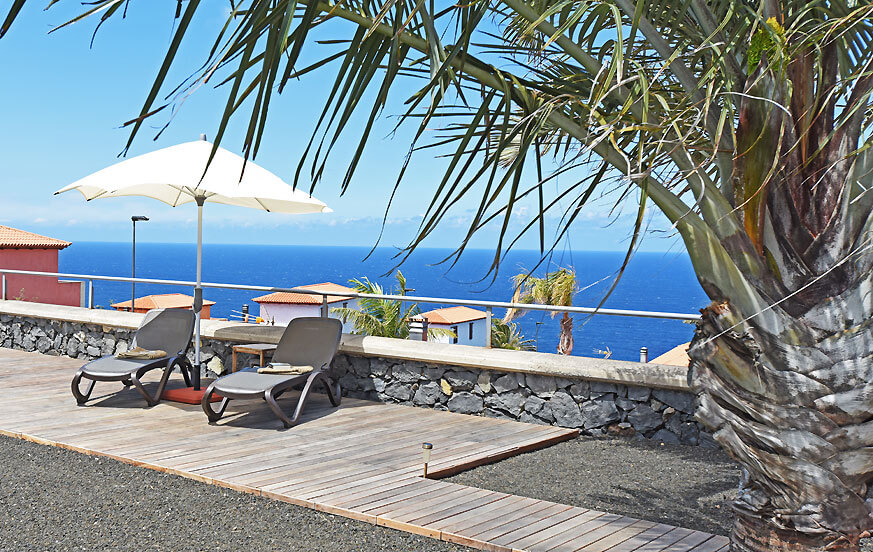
201,317,343,428
71,308,196,407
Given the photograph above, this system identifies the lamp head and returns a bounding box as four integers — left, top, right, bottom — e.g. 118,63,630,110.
131,216,149,222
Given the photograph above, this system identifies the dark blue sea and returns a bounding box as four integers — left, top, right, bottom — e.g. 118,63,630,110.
58,243,707,362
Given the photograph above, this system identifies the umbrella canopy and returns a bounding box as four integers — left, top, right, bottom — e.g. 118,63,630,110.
56,138,331,214
56,136,331,391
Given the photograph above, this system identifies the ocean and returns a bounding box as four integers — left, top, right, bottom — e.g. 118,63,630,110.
58,243,708,362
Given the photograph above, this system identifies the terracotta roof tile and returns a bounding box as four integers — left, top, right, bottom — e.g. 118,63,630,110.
111,293,215,310
252,282,356,305
416,306,487,325
0,225,71,249
651,342,690,367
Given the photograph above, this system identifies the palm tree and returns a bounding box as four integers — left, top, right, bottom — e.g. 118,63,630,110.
331,271,453,341
6,2,873,549
490,318,535,351
331,271,418,338
504,269,577,355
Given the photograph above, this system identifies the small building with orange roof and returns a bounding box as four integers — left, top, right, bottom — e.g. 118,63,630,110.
414,306,488,346
252,282,358,331
0,225,85,307
651,342,691,367
111,293,215,319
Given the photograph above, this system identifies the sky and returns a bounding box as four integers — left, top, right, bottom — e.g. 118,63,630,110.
0,2,685,255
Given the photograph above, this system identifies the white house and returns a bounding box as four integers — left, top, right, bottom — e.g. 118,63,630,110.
252,282,359,332
415,306,489,346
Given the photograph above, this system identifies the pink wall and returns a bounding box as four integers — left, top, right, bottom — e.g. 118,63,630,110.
0,248,83,307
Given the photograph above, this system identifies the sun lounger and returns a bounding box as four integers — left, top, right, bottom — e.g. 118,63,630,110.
71,308,196,406
201,317,342,428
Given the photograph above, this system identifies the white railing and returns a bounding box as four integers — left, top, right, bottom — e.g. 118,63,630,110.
0,268,701,349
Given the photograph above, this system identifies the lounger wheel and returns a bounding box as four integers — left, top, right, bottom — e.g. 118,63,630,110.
71,370,96,405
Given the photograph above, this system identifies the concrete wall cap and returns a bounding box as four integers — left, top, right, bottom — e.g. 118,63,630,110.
0,300,690,391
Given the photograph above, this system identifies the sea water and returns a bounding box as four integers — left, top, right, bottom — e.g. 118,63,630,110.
58,242,707,362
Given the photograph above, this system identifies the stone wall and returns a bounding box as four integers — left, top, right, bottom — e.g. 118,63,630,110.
331,354,715,447
0,311,714,447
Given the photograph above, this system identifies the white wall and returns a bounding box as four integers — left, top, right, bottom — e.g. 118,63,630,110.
257,299,359,333
427,318,487,347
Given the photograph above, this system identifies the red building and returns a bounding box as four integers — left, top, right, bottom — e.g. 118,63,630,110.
0,225,85,307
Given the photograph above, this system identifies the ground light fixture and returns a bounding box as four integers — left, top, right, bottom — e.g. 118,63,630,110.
131,216,150,311
422,442,433,478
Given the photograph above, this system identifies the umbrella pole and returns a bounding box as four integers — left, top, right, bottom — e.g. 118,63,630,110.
193,197,205,390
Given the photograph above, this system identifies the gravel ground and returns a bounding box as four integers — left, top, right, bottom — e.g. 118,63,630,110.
0,435,469,552
447,435,740,536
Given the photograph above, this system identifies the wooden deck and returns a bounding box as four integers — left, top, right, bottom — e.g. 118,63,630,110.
0,348,728,552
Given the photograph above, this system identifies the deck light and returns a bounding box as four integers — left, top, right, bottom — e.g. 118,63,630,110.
422,442,433,478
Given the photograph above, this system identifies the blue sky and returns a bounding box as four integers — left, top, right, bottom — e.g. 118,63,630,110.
0,3,683,254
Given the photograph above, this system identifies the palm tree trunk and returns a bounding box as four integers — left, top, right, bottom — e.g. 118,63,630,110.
732,513,860,551
558,313,573,355
688,294,873,552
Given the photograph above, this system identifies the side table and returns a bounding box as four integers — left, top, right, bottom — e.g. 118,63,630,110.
232,343,278,372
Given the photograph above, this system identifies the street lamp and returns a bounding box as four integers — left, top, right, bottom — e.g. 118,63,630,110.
131,216,149,311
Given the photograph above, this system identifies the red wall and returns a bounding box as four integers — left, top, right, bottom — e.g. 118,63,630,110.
0,248,83,307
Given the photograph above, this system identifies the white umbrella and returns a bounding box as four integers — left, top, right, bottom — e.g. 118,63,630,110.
56,135,331,391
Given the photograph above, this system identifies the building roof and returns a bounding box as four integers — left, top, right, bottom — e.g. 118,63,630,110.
0,225,71,250
111,293,215,310
651,342,690,367
252,282,356,305
416,306,487,325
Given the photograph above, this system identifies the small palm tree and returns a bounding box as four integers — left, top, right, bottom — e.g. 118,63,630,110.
331,271,453,341
491,319,535,351
331,271,417,338
504,268,577,355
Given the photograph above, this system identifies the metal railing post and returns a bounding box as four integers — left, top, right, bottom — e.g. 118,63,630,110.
485,306,492,348
321,295,328,318
640,347,648,363
88,280,94,309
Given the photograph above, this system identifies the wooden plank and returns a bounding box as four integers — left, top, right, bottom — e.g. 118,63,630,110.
545,516,640,552
576,519,657,552
659,532,717,552
409,491,508,527
506,509,605,551
432,494,539,533
595,524,675,552
525,513,624,552
473,503,572,543
389,488,497,524
632,528,696,552
490,506,590,547
686,537,730,552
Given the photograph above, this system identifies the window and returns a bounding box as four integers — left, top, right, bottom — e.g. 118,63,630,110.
469,322,474,340
451,326,458,344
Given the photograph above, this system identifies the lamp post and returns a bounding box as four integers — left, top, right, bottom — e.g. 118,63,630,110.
131,216,149,312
